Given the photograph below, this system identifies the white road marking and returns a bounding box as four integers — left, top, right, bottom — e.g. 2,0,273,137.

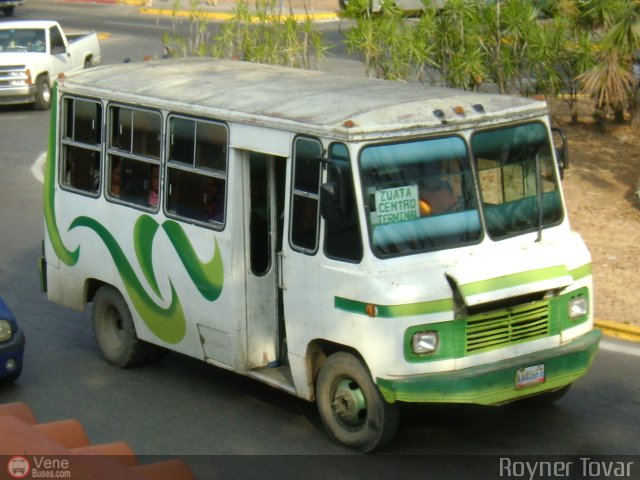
599,339,640,357
31,151,46,184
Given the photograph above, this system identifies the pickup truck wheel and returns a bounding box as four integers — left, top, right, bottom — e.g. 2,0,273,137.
92,285,165,368
2,6,15,16
34,75,52,110
316,352,399,452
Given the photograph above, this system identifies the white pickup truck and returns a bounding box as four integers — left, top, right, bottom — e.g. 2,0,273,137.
0,20,101,109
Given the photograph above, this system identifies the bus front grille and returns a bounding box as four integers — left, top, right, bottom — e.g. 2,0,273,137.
465,301,550,354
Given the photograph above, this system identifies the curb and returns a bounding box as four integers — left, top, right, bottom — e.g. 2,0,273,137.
138,6,340,20
595,319,640,343
61,0,342,21
139,6,233,20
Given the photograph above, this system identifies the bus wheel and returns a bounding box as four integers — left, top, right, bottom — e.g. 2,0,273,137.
92,286,163,368
316,352,399,452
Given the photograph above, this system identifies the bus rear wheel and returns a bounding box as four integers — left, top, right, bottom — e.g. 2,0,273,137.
92,285,163,368
316,352,399,452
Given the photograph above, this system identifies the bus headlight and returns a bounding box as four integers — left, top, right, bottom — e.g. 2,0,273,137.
568,296,588,320
412,331,438,355
0,320,11,342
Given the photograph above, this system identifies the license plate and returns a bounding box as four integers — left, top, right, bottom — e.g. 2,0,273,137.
515,364,545,389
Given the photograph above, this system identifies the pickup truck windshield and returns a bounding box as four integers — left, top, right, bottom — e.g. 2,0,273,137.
360,122,563,257
0,28,46,53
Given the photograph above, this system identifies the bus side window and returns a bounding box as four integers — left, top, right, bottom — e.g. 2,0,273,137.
324,143,363,263
60,97,102,195
166,115,228,227
106,105,161,210
290,137,322,253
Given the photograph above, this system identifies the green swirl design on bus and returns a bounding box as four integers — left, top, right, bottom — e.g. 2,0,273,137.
43,84,223,344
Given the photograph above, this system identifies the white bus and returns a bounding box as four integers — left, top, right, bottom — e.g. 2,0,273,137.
41,58,600,452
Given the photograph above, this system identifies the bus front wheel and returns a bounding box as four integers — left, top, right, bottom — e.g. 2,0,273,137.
92,285,163,368
315,352,399,452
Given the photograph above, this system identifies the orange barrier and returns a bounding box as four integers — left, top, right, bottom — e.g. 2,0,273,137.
0,402,195,480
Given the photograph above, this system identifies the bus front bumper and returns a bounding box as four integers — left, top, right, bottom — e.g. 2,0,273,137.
377,329,601,405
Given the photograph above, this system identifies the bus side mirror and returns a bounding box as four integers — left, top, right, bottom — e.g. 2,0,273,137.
320,160,349,221
320,181,343,221
551,127,568,178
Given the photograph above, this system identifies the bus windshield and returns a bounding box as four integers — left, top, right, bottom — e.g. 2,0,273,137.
360,122,563,258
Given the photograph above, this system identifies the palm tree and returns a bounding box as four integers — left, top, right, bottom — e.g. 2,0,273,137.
578,0,640,127
528,10,596,124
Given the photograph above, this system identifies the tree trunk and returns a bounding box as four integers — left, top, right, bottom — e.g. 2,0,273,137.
632,94,640,133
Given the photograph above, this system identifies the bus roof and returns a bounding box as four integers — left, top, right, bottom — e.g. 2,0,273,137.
60,58,548,141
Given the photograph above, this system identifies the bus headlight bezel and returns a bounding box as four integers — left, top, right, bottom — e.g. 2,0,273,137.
568,296,588,321
411,331,439,355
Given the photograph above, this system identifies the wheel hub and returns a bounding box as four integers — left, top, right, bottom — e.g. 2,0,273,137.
332,378,367,428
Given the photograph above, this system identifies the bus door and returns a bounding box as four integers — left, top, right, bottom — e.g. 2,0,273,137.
244,151,287,369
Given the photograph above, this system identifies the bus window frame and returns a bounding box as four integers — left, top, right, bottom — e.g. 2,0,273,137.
323,142,363,264
164,113,229,230
105,103,163,213
289,135,323,255
58,94,104,198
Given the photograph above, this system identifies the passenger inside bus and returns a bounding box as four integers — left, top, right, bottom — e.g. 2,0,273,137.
418,168,461,216
110,160,122,197
148,166,159,207
205,177,223,222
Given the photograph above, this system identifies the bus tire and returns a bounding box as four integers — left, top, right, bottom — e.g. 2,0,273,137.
33,75,51,110
315,352,399,452
92,285,163,368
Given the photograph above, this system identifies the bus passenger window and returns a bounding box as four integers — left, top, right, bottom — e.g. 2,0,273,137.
107,105,161,210
108,156,159,210
324,143,362,263
290,137,322,253
60,97,102,195
195,121,227,172
167,170,225,224
166,115,228,227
